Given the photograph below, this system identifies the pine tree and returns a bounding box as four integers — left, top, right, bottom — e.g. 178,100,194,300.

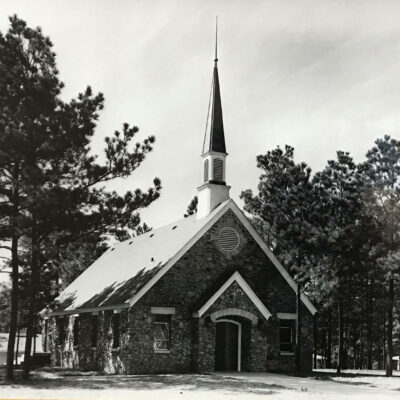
365,135,400,376
312,151,366,373
241,145,317,375
0,15,64,379
0,16,162,379
184,196,198,217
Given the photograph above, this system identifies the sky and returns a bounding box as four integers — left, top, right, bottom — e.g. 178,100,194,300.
1,0,400,242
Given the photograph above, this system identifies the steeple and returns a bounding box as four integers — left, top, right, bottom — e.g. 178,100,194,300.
197,19,230,219
205,20,226,155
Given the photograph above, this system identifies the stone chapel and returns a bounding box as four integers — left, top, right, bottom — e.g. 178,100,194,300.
42,40,317,375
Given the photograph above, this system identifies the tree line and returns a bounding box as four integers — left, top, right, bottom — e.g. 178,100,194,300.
0,16,161,380
241,140,400,376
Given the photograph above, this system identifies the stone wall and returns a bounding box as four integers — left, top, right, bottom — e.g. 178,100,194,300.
47,209,314,374
135,210,314,373
47,310,130,374
124,305,194,374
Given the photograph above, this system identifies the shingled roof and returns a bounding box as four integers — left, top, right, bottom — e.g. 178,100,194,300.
52,201,230,315
51,199,317,316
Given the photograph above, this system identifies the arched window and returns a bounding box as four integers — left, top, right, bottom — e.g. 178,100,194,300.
204,159,209,182
213,158,224,182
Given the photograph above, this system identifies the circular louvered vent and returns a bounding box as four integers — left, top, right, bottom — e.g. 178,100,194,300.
218,227,240,251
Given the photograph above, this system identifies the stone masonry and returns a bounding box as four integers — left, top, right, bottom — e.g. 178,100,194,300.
46,210,314,374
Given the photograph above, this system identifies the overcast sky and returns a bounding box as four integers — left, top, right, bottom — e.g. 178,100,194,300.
1,0,400,232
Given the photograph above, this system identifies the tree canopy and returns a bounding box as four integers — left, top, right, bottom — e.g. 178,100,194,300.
0,15,161,379
242,139,400,375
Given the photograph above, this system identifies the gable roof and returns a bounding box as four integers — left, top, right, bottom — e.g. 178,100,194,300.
193,271,272,321
50,199,317,317
51,201,231,315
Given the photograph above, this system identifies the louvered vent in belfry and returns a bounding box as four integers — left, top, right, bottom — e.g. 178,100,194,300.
218,227,240,251
204,159,209,182
213,158,223,181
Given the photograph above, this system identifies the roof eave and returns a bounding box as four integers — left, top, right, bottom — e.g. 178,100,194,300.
46,302,130,318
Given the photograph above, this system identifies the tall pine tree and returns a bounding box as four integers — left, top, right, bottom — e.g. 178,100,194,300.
312,151,366,373
0,16,162,379
365,135,400,376
241,145,317,375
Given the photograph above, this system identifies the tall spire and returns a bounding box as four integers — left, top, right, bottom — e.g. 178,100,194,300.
197,19,230,219
203,17,226,155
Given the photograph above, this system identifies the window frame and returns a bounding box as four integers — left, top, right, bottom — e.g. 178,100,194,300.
153,314,171,353
91,314,98,348
279,319,295,354
73,316,80,347
112,313,120,349
57,317,66,346
43,319,49,352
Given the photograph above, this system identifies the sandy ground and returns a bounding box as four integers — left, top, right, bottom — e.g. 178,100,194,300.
0,368,399,400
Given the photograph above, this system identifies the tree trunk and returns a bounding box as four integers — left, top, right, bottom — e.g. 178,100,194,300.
377,330,381,370
6,235,19,380
313,314,317,369
22,229,40,379
343,311,349,370
359,319,364,369
367,273,374,370
322,316,327,369
359,335,363,369
296,280,302,376
14,303,23,366
382,308,386,370
6,163,20,380
337,297,343,374
385,274,394,377
327,309,332,369
33,318,37,356
15,325,20,366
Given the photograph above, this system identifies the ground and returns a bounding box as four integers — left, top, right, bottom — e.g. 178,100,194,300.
0,368,400,399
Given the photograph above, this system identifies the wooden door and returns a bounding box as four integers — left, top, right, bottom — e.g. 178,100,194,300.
215,321,239,371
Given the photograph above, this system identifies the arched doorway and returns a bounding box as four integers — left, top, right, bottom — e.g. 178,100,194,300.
214,319,241,371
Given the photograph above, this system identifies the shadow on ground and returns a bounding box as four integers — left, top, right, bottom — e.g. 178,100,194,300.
0,367,288,396
313,370,400,389
314,371,400,380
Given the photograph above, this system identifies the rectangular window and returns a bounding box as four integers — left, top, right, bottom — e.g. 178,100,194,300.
153,314,171,352
112,314,120,349
73,317,80,346
91,315,98,347
279,319,294,353
57,318,66,345
43,319,48,352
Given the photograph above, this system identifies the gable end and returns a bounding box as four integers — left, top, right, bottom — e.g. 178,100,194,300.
193,271,272,321
127,200,316,316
